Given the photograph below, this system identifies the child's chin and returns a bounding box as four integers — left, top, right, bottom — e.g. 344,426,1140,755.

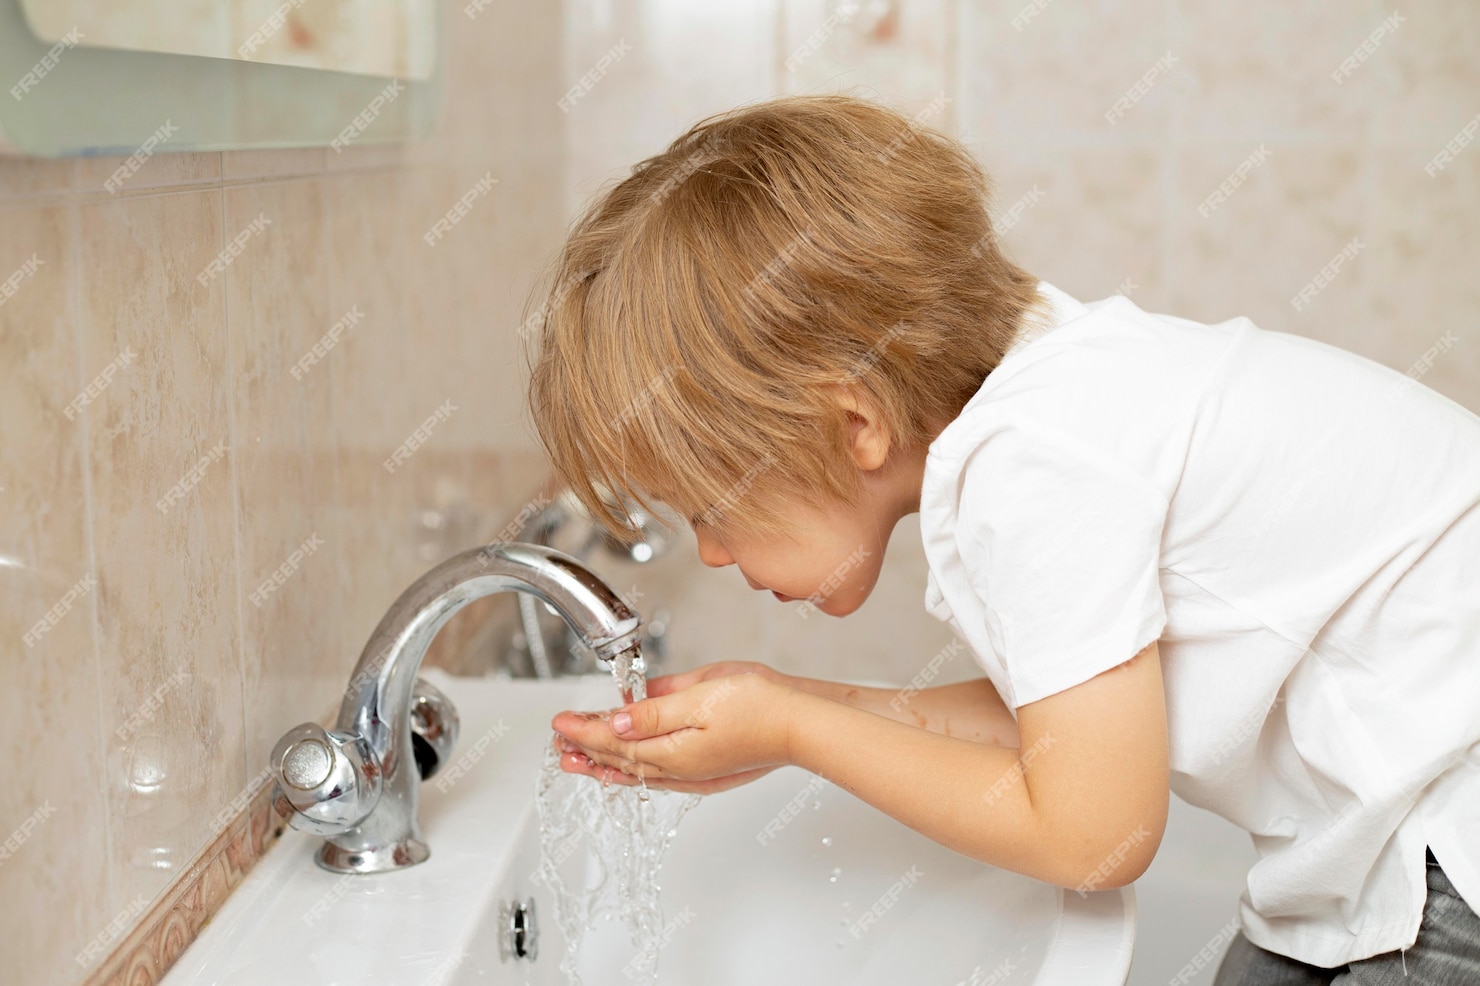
813,596,866,618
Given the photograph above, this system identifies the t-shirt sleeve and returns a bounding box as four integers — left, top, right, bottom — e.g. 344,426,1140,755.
953,418,1169,708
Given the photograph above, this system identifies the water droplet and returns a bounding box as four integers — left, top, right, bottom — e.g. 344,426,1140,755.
829,867,842,883
813,800,821,810
820,836,833,847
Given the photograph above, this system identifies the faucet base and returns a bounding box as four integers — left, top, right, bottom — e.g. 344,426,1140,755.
316,837,430,874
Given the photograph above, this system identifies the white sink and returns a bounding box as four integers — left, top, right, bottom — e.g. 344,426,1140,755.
165,671,1134,986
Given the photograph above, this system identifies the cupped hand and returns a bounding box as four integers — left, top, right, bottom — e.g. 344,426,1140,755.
551,672,799,795
552,735,779,795
644,660,791,698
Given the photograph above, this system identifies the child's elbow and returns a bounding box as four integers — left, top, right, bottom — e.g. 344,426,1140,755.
1054,814,1166,893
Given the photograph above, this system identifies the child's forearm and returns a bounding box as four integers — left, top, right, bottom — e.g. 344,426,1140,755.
780,670,1166,892
782,675,1020,747
783,692,1060,884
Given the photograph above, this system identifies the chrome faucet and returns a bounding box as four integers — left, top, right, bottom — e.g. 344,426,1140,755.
508,491,673,680
270,542,645,874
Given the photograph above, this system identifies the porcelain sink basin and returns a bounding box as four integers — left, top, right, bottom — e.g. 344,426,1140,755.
165,670,1134,986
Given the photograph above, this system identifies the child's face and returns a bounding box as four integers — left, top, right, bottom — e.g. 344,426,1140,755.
691,497,893,616
679,390,933,616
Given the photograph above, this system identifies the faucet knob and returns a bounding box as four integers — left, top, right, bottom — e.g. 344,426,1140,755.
271,723,382,838
409,677,459,780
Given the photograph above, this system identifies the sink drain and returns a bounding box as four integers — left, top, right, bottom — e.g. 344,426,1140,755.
500,897,538,962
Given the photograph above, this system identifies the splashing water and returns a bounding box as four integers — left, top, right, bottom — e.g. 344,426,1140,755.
534,649,701,984
535,747,701,983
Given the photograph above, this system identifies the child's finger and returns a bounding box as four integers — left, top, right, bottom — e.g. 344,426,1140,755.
561,734,666,779
551,709,618,747
610,690,698,740
559,750,640,785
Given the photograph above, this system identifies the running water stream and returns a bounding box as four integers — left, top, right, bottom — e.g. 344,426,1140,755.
534,648,703,984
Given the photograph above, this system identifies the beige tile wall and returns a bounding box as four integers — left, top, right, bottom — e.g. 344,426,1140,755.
0,2,564,983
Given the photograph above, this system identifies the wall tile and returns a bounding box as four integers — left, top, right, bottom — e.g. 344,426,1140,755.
322,169,421,660
1375,1,1480,145
73,152,221,199
429,0,567,451
1169,0,1382,142
0,157,75,201
220,179,346,769
0,204,113,986
324,141,408,174
401,157,560,458
429,0,564,166
983,143,1165,309
562,0,778,219
401,163,506,445
1367,148,1480,411
397,160,528,648
1167,144,1371,344
960,0,1170,146
222,149,326,182
75,189,246,921
780,0,954,121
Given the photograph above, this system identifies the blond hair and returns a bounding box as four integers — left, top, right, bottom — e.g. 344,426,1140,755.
526,94,1045,540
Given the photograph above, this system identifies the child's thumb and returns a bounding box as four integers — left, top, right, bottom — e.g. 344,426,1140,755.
610,695,680,738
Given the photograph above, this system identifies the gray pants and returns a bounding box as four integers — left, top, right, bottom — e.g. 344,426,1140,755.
1214,850,1480,986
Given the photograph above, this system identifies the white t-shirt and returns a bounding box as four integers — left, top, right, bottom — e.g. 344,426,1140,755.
919,282,1480,967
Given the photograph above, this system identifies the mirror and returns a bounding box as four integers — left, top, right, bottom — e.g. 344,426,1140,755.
0,0,441,156
18,0,437,80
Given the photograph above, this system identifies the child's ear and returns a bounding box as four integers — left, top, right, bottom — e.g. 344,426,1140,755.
829,386,892,473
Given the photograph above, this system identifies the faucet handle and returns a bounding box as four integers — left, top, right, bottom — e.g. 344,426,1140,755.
409,677,459,780
270,723,382,838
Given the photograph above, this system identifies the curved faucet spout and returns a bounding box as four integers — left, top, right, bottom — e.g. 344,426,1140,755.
272,541,644,874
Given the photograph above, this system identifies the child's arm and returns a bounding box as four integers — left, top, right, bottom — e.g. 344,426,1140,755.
556,664,1017,795
556,642,1168,891
787,643,1167,889
648,660,1020,747
786,676,1020,748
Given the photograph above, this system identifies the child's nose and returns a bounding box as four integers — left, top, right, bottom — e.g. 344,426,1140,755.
694,529,734,568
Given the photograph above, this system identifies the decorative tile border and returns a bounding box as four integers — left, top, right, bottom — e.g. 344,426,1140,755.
80,783,287,986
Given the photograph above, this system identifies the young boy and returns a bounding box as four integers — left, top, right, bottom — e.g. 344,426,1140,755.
533,95,1480,984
